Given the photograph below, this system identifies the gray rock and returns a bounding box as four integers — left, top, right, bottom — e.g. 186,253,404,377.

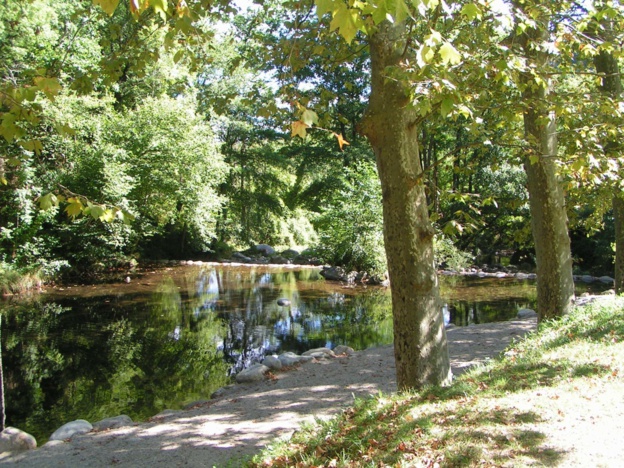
270,256,289,264
302,347,335,358
601,289,616,296
211,385,235,399
582,275,595,283
235,364,270,383
92,415,133,432
515,272,529,280
49,420,92,441
277,298,291,307
599,276,615,284
232,252,252,263
333,345,355,355
517,308,537,319
263,355,283,370
0,427,37,453
254,244,276,255
320,266,347,282
152,409,179,419
277,352,315,366
281,249,300,259
527,273,537,280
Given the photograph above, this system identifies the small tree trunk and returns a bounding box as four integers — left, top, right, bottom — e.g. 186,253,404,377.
0,315,5,432
360,21,451,390
518,15,575,321
592,34,623,293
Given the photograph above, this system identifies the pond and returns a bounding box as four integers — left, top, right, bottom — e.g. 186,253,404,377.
0,264,603,443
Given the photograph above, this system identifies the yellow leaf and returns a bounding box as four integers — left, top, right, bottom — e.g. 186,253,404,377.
334,133,350,150
439,42,461,66
0,176,7,185
291,121,308,139
65,199,84,218
93,0,121,15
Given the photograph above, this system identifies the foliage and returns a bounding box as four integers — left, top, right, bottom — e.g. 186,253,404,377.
248,297,624,467
314,158,386,276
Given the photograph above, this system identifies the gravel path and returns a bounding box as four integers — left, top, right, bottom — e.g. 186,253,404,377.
0,318,537,468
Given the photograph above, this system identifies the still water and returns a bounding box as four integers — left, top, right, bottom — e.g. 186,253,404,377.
1,264,544,442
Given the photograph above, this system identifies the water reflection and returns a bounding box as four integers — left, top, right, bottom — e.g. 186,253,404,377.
3,265,583,444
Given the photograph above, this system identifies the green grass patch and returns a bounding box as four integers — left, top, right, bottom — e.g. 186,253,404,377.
246,298,624,468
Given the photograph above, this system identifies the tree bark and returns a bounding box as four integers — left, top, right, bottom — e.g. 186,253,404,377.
592,36,624,293
360,22,451,390
518,19,575,321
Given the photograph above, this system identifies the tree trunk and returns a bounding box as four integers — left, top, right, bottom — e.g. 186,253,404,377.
518,19,575,321
360,22,451,390
592,38,624,293
0,315,5,432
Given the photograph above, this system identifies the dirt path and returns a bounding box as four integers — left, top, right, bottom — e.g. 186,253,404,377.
0,319,537,468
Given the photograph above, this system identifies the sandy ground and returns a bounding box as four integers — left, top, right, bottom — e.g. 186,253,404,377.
1,319,538,467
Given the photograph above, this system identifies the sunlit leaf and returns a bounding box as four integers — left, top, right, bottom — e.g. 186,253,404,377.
440,97,454,117
65,198,84,218
38,193,58,211
149,0,168,20
0,176,6,185
316,0,335,18
301,109,319,126
439,42,462,65
92,0,120,15
330,3,361,44
460,3,482,20
334,133,350,151
291,120,309,138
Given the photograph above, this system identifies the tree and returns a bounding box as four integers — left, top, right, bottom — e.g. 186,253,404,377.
512,1,575,320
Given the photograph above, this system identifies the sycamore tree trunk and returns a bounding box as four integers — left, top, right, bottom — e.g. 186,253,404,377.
518,21,575,321
360,22,451,390
593,43,624,293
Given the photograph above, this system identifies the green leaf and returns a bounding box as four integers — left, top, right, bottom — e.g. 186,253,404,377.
440,97,454,117
301,109,319,126
39,193,58,211
316,0,335,18
93,0,121,15
0,176,6,185
330,4,361,44
101,209,116,223
439,42,462,65
417,45,435,67
149,0,169,20
460,3,482,20
394,0,411,23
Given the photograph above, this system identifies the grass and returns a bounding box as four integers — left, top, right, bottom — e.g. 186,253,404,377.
246,297,624,467
0,262,44,295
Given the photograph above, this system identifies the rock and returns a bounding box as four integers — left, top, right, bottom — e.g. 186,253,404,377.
527,273,537,280
495,272,507,278
277,298,291,307
302,347,335,358
124,276,131,283
92,415,133,432
515,272,529,280
281,249,300,259
232,252,252,263
581,275,595,283
235,364,270,383
254,244,275,255
152,409,179,420
333,345,355,355
320,266,347,282
0,427,37,453
277,352,314,366
601,289,616,296
49,420,93,441
211,385,235,399
517,308,537,319
599,276,615,284
270,256,289,264
263,355,283,370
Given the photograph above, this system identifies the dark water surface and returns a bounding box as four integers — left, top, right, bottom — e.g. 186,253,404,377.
0,264,594,442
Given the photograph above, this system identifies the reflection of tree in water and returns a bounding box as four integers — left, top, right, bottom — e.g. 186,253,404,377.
1,287,228,443
211,268,393,374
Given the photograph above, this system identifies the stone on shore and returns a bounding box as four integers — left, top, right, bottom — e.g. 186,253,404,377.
49,419,93,441
333,345,355,355
263,355,283,370
0,427,37,453
236,364,270,383
92,415,133,432
302,347,336,359
517,308,537,319
278,352,314,366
